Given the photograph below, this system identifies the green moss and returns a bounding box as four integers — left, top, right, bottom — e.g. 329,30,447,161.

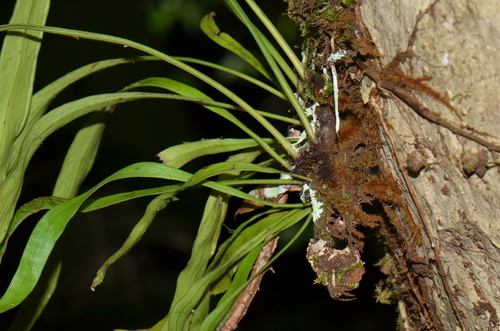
318,230,330,241
314,271,332,285
374,285,394,304
340,0,357,6
336,261,364,284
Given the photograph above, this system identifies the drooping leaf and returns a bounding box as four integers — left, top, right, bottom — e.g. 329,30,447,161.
0,160,306,313
91,193,177,290
200,12,272,81
0,162,190,313
0,196,67,261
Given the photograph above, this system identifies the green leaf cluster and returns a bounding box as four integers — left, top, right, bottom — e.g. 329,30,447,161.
0,0,311,329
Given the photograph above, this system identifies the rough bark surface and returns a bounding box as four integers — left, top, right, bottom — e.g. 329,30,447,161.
361,0,500,330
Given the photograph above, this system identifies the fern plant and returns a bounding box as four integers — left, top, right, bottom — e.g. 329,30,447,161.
0,0,313,329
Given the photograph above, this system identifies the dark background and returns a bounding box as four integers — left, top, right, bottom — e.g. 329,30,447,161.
0,0,397,330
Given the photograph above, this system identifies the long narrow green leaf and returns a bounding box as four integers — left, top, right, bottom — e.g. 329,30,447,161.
126,77,299,126
79,177,303,213
245,0,305,80
32,57,158,117
174,56,287,100
169,196,225,331
200,13,271,80
164,208,309,330
200,13,273,82
0,24,296,165
22,91,242,168
0,0,50,180
224,0,315,141
91,193,176,290
0,0,50,251
202,180,305,208
0,162,190,313
123,77,290,165
258,31,297,86
183,161,284,188
0,196,66,261
80,184,184,213
53,108,112,198
203,214,312,330
157,138,275,169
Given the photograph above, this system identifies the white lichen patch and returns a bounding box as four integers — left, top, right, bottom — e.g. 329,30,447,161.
326,49,347,62
305,101,319,117
301,183,324,222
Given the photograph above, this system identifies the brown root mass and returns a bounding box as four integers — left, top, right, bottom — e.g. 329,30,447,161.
287,0,442,328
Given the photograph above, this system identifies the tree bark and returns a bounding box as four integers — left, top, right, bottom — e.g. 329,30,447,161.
361,0,500,330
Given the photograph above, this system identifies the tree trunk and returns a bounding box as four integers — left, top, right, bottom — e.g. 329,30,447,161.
287,0,500,330
362,1,500,330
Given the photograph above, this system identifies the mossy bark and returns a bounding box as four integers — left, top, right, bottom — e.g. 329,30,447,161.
288,0,500,329
361,0,500,330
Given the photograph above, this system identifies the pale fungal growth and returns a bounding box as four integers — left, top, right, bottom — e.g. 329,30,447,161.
305,101,319,117
307,102,320,133
326,50,346,134
260,184,281,199
276,173,294,196
326,49,347,62
291,100,320,152
247,174,294,200
301,183,324,222
289,127,307,151
331,66,340,133
291,130,308,150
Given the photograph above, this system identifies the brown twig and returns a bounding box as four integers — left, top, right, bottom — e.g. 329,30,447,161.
219,237,279,331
